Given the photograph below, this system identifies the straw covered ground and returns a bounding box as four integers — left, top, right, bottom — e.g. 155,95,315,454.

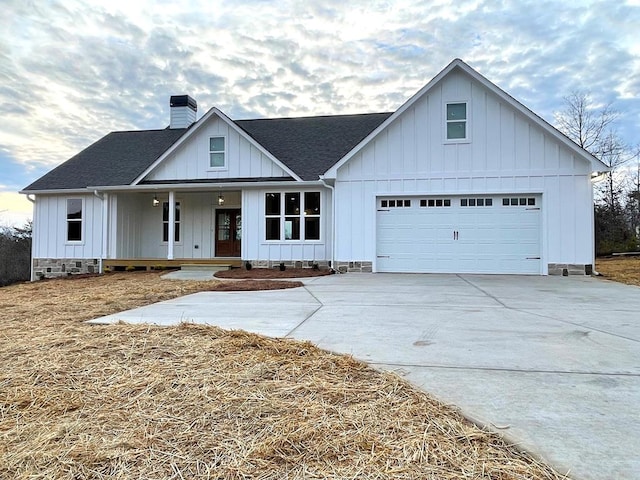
596,256,640,287
0,272,565,479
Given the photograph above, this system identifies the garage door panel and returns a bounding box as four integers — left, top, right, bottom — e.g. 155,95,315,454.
376,195,541,274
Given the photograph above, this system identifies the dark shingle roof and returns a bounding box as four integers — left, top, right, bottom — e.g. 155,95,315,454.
23,111,393,191
23,129,187,191
235,113,392,180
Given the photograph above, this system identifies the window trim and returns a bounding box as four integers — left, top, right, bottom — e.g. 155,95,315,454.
208,135,227,170
264,191,322,242
161,200,182,244
65,198,84,244
444,101,470,143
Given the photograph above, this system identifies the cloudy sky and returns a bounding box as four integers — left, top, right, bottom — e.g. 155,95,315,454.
1,0,638,226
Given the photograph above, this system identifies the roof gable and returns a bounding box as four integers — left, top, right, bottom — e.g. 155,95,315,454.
134,107,303,184
324,59,607,178
23,129,186,192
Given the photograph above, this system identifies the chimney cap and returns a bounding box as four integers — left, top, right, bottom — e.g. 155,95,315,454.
170,95,197,110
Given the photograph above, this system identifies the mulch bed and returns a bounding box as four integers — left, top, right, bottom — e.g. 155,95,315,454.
215,267,332,279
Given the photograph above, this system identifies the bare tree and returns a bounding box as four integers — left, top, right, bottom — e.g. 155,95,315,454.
554,91,619,157
555,92,635,254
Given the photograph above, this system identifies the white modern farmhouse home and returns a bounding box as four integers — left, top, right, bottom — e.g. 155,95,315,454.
22,59,607,279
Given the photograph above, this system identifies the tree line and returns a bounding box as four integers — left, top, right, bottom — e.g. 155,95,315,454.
0,222,32,287
555,92,640,255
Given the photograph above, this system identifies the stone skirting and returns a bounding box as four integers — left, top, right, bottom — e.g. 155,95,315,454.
548,263,593,276
335,261,373,273
33,258,99,279
246,260,373,273
247,260,332,270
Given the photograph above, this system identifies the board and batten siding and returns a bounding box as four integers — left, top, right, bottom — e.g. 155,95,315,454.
32,194,103,259
145,115,290,181
242,188,332,263
334,70,594,271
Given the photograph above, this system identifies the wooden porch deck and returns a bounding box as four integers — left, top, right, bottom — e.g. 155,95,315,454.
103,258,243,271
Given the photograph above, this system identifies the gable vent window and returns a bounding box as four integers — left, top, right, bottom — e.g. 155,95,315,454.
446,102,467,140
66,198,83,242
209,136,226,168
162,201,181,242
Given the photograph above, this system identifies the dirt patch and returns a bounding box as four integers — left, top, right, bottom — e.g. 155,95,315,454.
215,267,332,279
0,272,563,479
596,256,640,287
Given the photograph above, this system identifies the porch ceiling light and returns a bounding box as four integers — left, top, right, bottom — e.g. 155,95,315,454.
152,194,160,207
218,194,225,206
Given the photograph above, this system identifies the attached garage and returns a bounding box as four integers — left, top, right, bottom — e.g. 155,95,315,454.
376,195,542,274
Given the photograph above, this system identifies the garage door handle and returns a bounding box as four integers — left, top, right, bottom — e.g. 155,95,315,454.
377,255,390,258
526,257,541,259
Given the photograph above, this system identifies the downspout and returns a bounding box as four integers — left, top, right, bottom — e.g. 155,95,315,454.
26,194,36,281
319,176,338,273
93,190,106,273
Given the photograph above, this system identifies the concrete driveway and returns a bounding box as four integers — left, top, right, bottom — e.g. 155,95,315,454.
93,273,640,479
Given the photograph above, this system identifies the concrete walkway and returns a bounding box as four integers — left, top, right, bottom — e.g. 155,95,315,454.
91,273,640,479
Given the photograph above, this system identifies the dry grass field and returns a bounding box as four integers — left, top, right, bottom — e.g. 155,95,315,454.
0,272,565,479
596,256,640,286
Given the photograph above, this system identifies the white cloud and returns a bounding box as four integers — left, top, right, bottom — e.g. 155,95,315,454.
0,0,638,202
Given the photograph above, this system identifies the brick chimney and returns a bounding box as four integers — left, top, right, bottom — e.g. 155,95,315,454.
169,95,197,129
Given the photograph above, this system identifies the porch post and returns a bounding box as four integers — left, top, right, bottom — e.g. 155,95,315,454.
168,190,175,260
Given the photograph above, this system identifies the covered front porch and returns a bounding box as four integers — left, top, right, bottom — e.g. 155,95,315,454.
104,189,244,265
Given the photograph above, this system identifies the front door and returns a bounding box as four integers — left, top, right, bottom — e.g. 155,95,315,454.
215,209,241,257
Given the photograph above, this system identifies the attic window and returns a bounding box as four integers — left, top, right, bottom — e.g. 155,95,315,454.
209,136,225,168
446,102,467,140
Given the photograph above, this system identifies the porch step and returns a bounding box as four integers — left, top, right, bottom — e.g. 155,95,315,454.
180,263,232,272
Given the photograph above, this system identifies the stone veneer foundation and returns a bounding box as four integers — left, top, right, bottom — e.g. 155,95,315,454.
247,260,372,273
547,263,592,276
33,258,99,280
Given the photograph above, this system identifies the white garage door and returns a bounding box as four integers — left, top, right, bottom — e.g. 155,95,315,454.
376,195,541,274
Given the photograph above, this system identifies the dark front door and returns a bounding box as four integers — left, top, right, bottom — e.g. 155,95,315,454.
215,209,241,257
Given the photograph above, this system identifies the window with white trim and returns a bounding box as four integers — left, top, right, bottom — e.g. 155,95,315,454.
446,102,467,140
162,201,181,242
209,136,225,168
66,198,82,242
265,192,321,241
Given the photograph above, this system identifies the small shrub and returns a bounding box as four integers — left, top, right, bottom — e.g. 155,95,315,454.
279,262,286,271
125,265,136,272
103,267,111,273
245,262,252,270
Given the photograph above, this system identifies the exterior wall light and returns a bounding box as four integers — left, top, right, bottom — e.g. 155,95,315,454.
152,194,160,207
218,194,225,206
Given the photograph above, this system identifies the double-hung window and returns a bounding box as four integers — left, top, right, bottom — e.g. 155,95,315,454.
209,136,225,168
265,192,321,241
66,198,82,242
162,201,181,242
446,102,467,140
